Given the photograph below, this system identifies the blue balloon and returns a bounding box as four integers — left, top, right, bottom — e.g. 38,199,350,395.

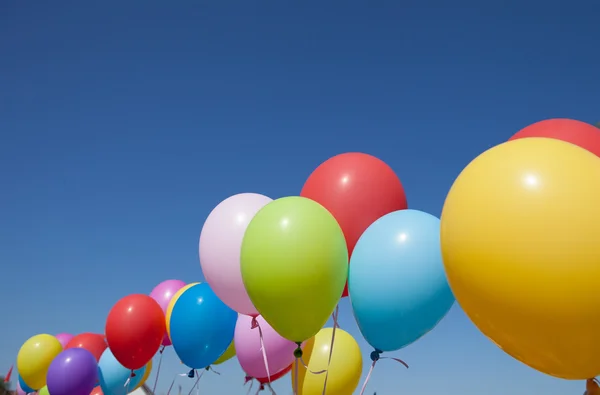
170,282,237,369
18,375,35,393
98,348,146,395
349,209,455,352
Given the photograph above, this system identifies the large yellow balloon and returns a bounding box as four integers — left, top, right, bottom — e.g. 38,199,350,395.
292,328,362,395
132,359,153,390
213,340,236,365
165,282,199,338
441,137,600,379
17,334,63,389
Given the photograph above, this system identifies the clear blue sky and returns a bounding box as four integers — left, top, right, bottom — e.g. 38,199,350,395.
1,1,599,394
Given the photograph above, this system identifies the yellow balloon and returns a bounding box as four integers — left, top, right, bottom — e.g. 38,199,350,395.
441,137,600,379
17,334,63,390
292,328,362,395
213,340,236,365
165,282,200,338
133,359,153,390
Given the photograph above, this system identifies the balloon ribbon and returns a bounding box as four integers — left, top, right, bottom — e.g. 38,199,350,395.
245,377,278,395
359,350,408,395
320,304,340,395
152,345,166,394
292,342,327,395
124,370,136,393
186,370,204,395
252,316,272,383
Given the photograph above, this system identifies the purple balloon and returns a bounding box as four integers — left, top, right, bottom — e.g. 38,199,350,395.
55,333,74,349
150,279,186,346
46,348,98,395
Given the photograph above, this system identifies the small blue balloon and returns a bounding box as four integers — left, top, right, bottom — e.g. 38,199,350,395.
349,209,455,352
19,375,35,393
98,348,145,395
170,282,237,369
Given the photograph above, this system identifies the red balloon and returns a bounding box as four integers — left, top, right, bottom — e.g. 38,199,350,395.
90,386,103,395
105,294,166,370
509,118,600,157
301,152,408,297
65,333,107,362
256,364,292,384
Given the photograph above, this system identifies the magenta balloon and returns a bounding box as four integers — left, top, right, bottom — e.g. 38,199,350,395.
150,279,186,346
234,314,297,379
199,193,272,316
55,333,74,349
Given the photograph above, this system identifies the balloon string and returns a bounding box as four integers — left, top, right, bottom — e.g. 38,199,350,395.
359,355,409,395
124,370,135,393
320,304,340,395
186,369,204,395
293,358,300,395
252,317,272,383
152,346,166,394
266,382,277,394
165,374,180,395
255,384,265,395
245,379,255,395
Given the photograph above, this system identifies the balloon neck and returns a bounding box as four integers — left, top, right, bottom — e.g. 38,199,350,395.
259,384,265,391
251,317,259,329
293,342,303,359
205,366,211,371
159,345,166,354
187,369,195,378
370,349,383,362
130,370,136,378
244,375,253,384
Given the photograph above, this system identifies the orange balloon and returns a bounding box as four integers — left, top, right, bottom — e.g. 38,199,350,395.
90,386,103,395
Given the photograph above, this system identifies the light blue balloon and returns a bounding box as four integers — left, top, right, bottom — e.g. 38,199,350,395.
98,348,146,395
349,209,455,352
170,282,237,369
19,375,36,393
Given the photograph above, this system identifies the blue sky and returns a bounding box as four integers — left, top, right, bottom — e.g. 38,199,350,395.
1,1,599,394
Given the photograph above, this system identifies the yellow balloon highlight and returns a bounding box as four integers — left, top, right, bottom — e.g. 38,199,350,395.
133,359,152,390
213,340,236,365
441,137,600,379
165,282,200,338
17,334,63,390
292,328,362,395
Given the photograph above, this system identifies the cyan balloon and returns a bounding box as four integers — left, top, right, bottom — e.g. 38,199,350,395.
98,348,146,395
170,283,238,369
19,375,35,393
349,209,454,352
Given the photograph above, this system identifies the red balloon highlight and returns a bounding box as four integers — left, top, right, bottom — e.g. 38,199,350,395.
105,294,166,370
301,152,407,297
65,333,107,362
509,118,600,157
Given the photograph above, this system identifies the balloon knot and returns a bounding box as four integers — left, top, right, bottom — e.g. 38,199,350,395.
244,375,253,384
159,345,165,354
251,316,259,329
370,349,383,362
293,342,303,359
187,369,195,378
130,370,137,377
259,384,265,391
205,366,211,371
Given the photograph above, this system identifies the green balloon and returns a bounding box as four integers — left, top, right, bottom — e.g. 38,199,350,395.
213,340,236,365
38,386,50,395
241,196,348,342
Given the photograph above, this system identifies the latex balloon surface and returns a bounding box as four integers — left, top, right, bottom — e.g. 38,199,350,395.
292,328,362,395
510,118,600,157
441,137,600,379
200,193,272,315
46,348,98,395
65,333,107,362
54,333,74,349
105,294,165,370
17,376,34,394
165,282,199,338
213,341,236,365
235,314,296,379
349,209,454,351
241,196,348,342
17,334,63,389
149,279,186,346
301,152,407,297
98,348,146,395
170,282,237,369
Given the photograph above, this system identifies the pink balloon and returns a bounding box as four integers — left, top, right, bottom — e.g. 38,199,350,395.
199,193,272,316
234,314,297,379
55,333,74,348
150,279,186,346
16,380,26,395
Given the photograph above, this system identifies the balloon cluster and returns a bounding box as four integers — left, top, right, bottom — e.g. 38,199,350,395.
441,119,600,382
22,121,600,395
